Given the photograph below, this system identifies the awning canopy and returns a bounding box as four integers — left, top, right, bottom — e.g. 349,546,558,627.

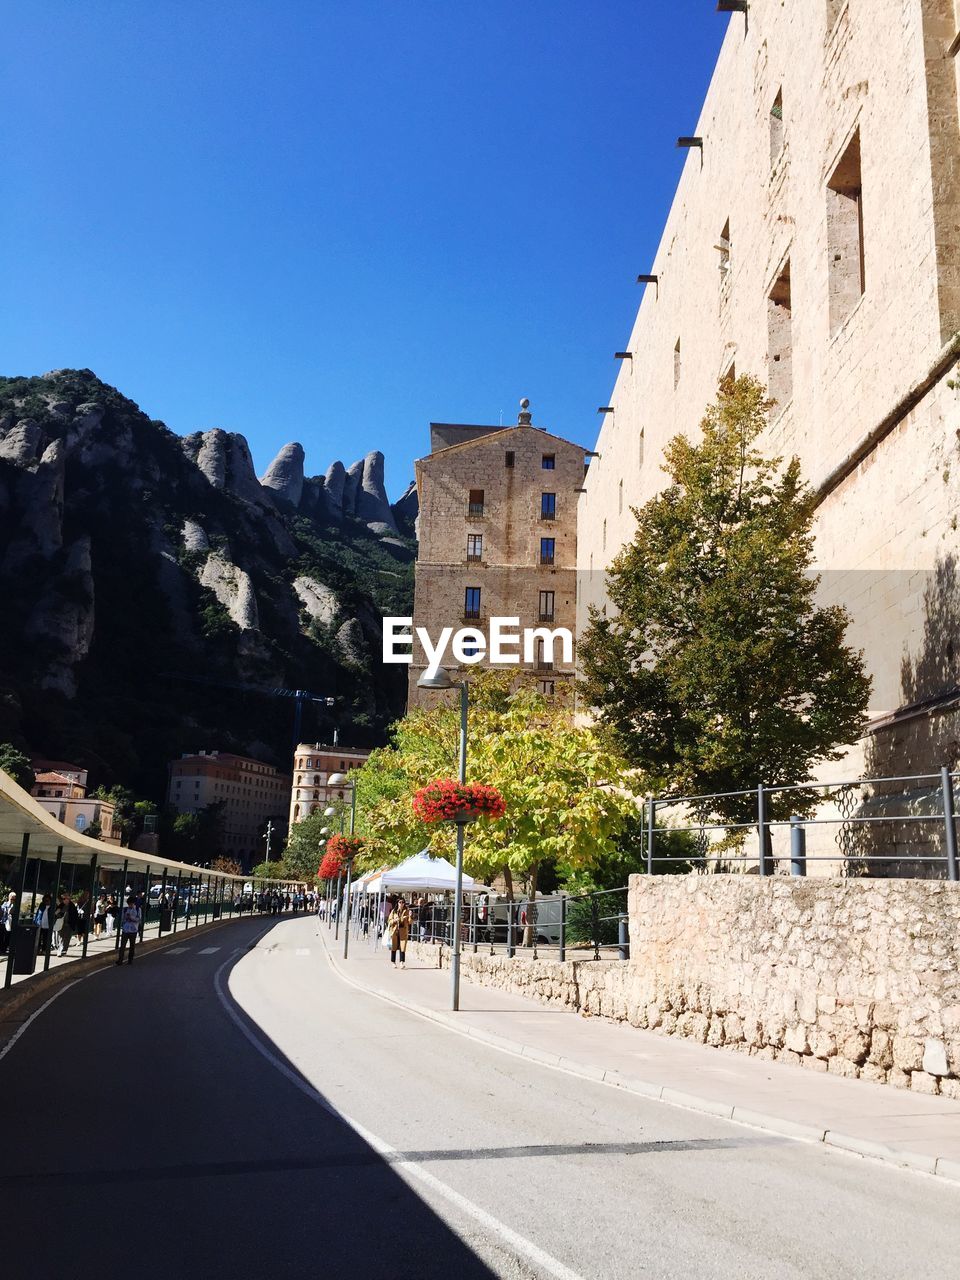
0,769,294,883
378,850,490,894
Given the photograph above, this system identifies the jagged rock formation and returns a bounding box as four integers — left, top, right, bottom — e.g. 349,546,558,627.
200,551,260,631
261,442,305,506
0,369,415,798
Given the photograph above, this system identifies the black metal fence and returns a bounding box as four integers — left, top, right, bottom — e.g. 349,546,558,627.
647,767,960,880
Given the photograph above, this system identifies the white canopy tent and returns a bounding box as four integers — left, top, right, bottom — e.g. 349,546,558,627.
378,850,490,895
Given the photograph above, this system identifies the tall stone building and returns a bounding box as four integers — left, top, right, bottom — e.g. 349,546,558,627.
578,1,960,797
167,751,291,868
408,401,589,706
289,743,370,827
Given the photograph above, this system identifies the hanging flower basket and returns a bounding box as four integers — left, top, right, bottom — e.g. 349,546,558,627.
327,834,365,862
412,779,506,825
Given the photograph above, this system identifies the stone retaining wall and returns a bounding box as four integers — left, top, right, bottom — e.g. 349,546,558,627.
413,875,960,1096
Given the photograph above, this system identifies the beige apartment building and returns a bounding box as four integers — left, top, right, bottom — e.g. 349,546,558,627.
408,401,589,706
167,751,291,865
289,743,370,827
579,0,960,810
31,760,119,842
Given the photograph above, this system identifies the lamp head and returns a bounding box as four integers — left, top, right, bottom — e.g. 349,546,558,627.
327,772,347,786
417,668,456,691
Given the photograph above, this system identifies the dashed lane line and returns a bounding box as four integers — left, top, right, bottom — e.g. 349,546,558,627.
198,947,221,955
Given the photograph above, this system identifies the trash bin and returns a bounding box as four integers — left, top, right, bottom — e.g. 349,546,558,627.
11,923,39,975
159,907,173,933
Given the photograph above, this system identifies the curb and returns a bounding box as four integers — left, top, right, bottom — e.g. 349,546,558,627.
319,932,960,1187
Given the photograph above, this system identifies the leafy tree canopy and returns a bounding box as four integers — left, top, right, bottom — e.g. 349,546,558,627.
579,376,871,823
352,670,638,897
0,743,33,790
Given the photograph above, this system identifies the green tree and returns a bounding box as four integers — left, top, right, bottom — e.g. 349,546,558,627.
0,743,33,790
579,375,871,840
352,671,639,935
251,859,285,880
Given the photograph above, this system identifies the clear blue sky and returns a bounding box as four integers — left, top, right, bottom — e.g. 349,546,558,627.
3,1,727,499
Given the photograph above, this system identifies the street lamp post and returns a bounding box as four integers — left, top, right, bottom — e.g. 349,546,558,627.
417,668,469,1012
328,773,358,946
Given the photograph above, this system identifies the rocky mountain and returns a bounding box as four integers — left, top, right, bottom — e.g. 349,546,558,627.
0,369,418,801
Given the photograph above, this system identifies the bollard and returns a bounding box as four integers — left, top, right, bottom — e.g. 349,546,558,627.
559,894,566,962
646,795,656,874
618,914,629,961
942,767,959,881
757,785,769,875
790,816,807,876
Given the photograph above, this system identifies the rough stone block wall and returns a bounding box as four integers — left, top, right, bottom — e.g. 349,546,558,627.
411,872,960,1095
625,874,960,1094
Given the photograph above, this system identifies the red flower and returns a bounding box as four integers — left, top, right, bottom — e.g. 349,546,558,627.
412,779,506,824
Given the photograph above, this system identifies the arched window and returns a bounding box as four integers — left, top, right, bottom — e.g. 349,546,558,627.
313,774,320,785
75,813,87,831
294,804,300,820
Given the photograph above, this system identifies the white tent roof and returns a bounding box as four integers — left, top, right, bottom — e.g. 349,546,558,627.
378,850,489,894
350,870,383,895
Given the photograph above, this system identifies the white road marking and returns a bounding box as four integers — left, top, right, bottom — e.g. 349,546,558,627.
166,946,189,955
198,947,221,955
213,952,586,1280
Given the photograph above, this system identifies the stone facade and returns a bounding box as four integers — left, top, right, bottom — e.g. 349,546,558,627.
413,872,960,1095
408,402,588,707
576,1,960,792
288,743,368,828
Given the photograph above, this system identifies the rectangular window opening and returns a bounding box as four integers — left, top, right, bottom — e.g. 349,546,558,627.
826,129,864,334
717,219,731,300
464,587,481,620
541,453,556,470
539,590,555,621
770,89,784,166
467,533,483,562
468,488,485,517
767,259,793,412
538,679,556,696
540,537,555,566
505,451,515,468
541,492,556,519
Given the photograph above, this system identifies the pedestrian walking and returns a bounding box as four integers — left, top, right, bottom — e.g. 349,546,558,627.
55,894,82,956
117,895,141,965
105,895,117,937
93,894,107,938
387,896,410,967
34,894,53,955
0,890,16,954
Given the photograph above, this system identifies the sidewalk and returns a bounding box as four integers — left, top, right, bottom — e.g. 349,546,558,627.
321,926,960,1184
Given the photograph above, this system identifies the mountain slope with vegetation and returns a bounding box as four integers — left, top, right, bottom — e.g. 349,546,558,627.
0,369,417,801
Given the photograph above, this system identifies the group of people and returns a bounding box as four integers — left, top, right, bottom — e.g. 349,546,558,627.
0,887,148,961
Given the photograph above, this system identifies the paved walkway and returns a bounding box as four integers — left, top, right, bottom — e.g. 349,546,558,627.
322,924,960,1183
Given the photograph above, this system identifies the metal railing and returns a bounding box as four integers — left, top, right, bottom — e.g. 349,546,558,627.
335,887,631,964
646,767,960,880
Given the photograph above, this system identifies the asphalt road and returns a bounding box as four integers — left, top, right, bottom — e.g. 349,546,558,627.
3,913,960,1280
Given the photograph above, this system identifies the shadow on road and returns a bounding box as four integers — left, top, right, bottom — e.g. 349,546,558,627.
0,917,497,1280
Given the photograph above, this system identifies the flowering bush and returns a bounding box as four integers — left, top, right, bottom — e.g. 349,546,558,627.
412,779,506,824
318,850,342,881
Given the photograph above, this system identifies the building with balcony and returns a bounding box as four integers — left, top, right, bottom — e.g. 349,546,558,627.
167,751,291,868
408,400,589,707
288,743,370,827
